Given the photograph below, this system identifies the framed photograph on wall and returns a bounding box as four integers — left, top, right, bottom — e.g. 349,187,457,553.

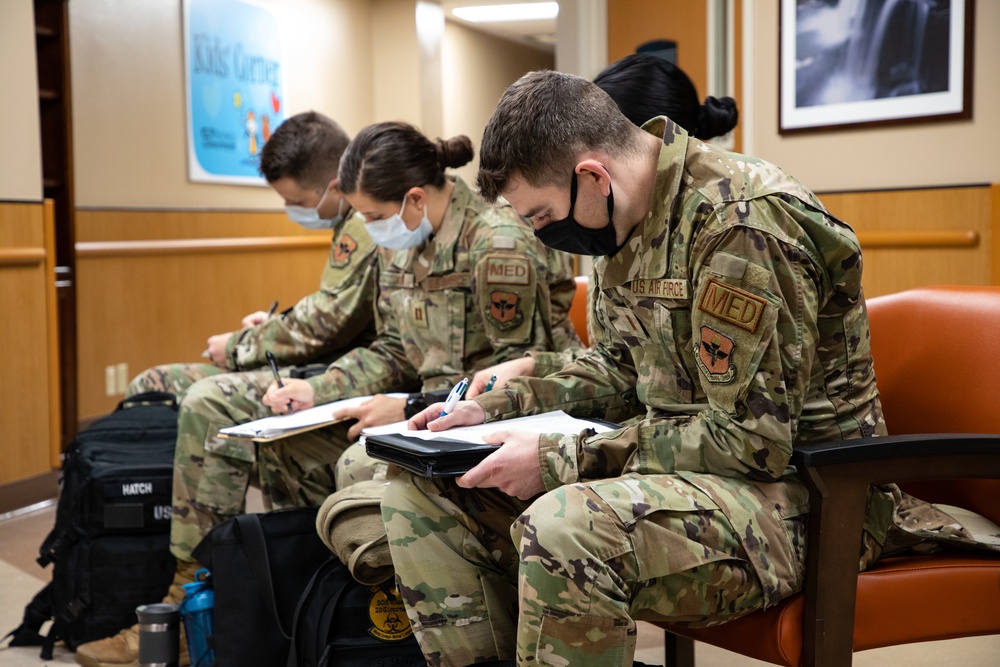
779,0,974,134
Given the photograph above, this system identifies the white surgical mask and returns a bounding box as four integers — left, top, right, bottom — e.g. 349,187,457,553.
365,199,433,249
285,185,344,230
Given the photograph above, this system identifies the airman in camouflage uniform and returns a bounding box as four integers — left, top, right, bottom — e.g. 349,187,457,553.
125,211,379,400
380,71,895,667
291,174,579,488
76,111,380,667
167,212,378,562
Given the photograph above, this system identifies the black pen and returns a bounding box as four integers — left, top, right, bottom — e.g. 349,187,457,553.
265,351,294,414
265,300,279,319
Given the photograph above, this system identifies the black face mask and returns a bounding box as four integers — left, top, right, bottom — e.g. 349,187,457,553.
533,171,621,256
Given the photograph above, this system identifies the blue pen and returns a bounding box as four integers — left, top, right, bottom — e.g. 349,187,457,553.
439,377,469,417
484,374,498,392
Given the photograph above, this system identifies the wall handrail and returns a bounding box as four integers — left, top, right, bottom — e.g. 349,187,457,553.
856,230,979,249
76,235,330,258
0,247,47,266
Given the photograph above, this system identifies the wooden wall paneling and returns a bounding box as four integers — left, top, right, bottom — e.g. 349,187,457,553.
74,209,332,420
819,186,993,298
0,202,56,485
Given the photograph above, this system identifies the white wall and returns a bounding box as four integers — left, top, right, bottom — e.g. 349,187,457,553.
69,0,375,209
442,20,554,185
0,0,43,202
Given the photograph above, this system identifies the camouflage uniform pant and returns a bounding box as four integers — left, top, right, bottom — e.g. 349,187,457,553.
335,440,389,488
382,471,812,667
126,362,224,399
170,368,352,561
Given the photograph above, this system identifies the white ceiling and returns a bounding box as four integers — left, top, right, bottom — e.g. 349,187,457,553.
439,0,557,53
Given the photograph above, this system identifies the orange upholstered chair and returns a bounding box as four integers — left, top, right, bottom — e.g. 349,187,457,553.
651,285,1000,666
569,275,590,347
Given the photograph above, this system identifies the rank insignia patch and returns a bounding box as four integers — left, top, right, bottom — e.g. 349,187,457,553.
697,278,766,332
411,299,429,328
486,290,524,330
695,326,736,383
330,233,358,267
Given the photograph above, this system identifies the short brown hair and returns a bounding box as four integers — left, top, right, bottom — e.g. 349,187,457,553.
476,70,642,203
258,111,349,190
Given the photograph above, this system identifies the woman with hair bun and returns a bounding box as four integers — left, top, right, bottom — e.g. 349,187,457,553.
263,121,578,484
594,53,739,139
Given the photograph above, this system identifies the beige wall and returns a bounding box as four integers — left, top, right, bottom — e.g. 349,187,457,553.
441,20,554,185
0,0,43,202
69,0,375,209
748,0,1000,191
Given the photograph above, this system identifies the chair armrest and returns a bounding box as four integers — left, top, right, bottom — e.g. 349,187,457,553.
790,433,1000,665
793,433,1000,477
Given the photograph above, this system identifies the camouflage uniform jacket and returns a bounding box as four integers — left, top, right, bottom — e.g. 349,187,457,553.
308,176,577,404
224,212,379,370
477,117,898,567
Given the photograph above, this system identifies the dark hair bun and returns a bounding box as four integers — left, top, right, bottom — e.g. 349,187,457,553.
435,135,475,169
695,96,739,140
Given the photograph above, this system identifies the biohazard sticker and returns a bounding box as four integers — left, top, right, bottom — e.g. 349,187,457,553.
330,233,358,268
695,326,736,384
368,584,413,642
486,290,524,330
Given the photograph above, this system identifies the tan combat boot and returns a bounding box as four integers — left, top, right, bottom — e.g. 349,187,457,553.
75,560,200,667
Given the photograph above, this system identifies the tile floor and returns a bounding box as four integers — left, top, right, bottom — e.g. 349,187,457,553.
0,498,996,666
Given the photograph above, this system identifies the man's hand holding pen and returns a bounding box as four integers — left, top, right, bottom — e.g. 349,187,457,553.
262,351,312,415
262,377,315,415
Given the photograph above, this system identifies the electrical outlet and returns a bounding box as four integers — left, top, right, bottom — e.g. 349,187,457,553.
115,363,129,394
105,366,116,396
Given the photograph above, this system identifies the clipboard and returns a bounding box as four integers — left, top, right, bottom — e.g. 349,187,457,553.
218,393,408,442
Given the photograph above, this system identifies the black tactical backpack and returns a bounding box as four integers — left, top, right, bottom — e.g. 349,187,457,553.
287,556,425,667
3,392,178,659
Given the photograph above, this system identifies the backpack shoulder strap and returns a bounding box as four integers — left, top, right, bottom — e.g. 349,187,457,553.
235,514,292,640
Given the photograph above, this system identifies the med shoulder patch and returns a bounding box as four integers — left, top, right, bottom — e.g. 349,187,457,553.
697,278,766,332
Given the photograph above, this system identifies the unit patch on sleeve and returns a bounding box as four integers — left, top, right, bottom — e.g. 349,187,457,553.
330,233,358,268
697,278,766,332
486,290,523,330
695,325,736,383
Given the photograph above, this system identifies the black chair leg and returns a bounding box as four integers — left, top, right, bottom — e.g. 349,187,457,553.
663,631,696,667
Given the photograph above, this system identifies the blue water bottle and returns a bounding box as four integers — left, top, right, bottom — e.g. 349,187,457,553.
179,568,215,667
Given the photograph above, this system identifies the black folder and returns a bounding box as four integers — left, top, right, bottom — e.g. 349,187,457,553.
365,433,501,477
365,414,622,478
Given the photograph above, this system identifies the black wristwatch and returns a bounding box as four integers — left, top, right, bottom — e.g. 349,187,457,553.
404,393,428,420
403,390,451,419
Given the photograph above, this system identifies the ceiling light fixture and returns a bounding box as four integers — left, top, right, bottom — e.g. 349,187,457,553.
452,2,559,23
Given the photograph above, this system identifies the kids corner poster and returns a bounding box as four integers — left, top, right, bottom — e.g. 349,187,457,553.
183,0,284,185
